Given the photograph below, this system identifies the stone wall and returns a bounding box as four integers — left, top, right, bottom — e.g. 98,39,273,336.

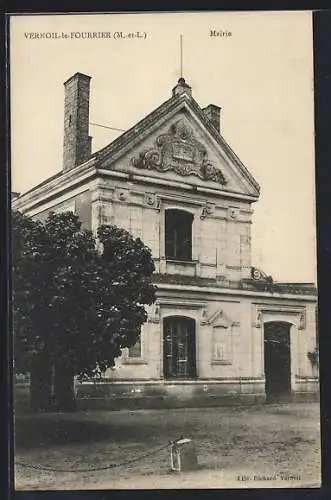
32,190,92,230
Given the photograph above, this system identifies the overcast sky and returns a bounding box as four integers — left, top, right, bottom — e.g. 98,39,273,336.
10,11,316,283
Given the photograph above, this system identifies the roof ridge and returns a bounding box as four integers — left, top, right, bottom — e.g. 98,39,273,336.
96,94,180,160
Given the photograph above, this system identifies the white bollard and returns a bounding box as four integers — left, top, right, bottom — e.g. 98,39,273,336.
170,437,198,472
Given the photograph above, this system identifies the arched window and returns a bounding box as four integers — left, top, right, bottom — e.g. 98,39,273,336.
163,316,196,379
165,209,193,261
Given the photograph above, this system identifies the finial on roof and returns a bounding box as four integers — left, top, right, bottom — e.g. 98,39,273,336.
172,77,192,97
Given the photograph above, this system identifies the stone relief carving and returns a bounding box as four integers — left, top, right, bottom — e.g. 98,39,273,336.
200,203,213,220
252,311,262,328
145,193,155,206
117,189,129,202
200,304,208,324
131,120,227,185
205,308,234,328
228,207,239,220
144,192,160,209
148,301,160,324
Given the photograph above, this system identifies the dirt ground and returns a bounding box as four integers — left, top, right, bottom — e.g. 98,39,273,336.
14,402,321,490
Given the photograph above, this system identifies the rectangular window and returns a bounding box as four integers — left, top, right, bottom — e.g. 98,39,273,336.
128,337,142,358
165,209,193,261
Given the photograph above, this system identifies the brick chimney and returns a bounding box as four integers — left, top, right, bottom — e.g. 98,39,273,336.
63,72,92,172
202,104,221,133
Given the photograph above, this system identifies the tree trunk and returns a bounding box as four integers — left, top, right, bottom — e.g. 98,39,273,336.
29,352,52,412
54,358,76,412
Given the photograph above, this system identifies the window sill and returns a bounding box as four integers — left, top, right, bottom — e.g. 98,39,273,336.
122,359,148,365
211,360,232,365
165,259,197,265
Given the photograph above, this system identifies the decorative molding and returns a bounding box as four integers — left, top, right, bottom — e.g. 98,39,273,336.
158,192,205,206
210,312,234,364
228,206,240,220
116,188,130,202
131,119,227,185
12,160,96,213
252,311,262,328
206,308,231,328
145,192,155,206
91,184,115,204
200,304,208,325
254,304,307,330
148,301,160,324
157,283,317,302
200,203,214,220
144,192,160,209
255,303,305,312
211,360,232,366
97,168,259,204
157,299,207,325
159,298,207,309
298,311,306,330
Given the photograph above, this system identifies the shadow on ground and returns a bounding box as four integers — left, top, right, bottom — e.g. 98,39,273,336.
14,403,320,453
15,410,203,449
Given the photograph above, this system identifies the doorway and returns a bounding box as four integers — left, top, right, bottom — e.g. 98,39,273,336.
163,316,196,379
264,321,291,402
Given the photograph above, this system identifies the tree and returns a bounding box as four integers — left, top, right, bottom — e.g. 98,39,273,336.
12,210,156,411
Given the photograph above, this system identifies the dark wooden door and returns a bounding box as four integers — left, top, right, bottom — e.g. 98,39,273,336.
163,317,196,379
264,321,291,402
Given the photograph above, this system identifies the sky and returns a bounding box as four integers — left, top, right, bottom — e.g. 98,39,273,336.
10,11,316,283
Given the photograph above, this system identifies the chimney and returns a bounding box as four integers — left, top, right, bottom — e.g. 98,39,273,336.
172,77,192,98
63,72,92,172
202,104,221,133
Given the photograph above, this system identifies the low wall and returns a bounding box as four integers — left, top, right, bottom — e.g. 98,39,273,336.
14,377,320,412
76,379,266,410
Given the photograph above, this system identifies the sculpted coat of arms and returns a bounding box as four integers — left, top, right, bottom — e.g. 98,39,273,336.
131,120,227,185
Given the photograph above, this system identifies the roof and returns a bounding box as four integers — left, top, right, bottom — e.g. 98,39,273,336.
15,78,260,199
17,170,64,198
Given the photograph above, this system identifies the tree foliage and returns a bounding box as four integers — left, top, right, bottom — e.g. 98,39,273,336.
12,210,156,408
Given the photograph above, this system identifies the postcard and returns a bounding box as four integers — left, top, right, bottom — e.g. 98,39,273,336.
10,11,320,490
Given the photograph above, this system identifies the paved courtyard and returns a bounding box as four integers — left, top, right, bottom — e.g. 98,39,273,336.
14,402,321,490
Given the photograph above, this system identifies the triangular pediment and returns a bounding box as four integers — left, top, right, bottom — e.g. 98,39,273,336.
206,309,232,328
96,94,260,199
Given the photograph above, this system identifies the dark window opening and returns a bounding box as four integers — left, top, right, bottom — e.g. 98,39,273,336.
163,316,196,379
165,209,193,261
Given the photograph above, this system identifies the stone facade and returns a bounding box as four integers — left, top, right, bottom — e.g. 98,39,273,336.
12,74,318,407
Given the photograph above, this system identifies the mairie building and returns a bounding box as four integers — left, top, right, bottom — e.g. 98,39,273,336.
13,72,319,407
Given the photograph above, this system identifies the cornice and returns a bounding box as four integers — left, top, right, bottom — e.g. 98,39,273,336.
155,282,317,302
97,168,259,203
12,159,97,213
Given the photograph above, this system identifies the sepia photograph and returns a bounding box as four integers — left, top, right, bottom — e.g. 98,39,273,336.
10,10,320,490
